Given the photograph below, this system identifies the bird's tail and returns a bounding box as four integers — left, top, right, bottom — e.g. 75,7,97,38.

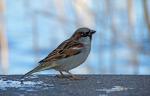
21,64,46,79
21,68,38,79
21,63,58,79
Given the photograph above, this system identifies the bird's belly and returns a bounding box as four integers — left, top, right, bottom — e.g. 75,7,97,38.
55,49,90,71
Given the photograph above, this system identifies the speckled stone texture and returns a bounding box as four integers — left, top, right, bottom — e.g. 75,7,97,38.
0,75,150,96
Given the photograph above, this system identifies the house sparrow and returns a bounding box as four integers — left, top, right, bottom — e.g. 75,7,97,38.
21,27,96,80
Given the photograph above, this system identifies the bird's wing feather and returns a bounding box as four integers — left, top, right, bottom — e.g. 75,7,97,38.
39,39,84,63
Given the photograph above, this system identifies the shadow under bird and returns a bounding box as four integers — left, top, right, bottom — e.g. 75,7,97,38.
21,27,96,80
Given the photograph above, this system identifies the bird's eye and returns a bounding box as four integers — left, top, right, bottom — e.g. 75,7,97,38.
86,32,89,35
81,33,84,36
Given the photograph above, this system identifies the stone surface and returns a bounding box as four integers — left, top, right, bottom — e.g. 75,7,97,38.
0,75,150,96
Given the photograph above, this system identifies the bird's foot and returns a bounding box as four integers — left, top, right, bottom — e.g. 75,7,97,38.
55,74,86,80
55,75,70,79
69,76,86,80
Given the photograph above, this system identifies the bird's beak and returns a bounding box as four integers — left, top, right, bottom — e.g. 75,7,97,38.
90,30,96,34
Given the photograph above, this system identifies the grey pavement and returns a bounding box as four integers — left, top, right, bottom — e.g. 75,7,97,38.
0,75,150,96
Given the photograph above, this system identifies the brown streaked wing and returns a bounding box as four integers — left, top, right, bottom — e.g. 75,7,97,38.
38,39,83,63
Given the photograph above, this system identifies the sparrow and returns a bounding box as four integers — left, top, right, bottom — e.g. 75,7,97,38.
21,27,96,80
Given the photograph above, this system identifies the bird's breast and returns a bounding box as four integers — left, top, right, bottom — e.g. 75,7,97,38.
54,43,91,71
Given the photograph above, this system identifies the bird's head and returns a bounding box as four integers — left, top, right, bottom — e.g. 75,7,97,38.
71,27,96,41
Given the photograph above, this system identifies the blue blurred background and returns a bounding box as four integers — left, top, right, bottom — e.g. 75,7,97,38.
0,0,150,75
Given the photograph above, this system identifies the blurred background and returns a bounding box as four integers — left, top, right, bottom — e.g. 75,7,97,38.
0,0,150,75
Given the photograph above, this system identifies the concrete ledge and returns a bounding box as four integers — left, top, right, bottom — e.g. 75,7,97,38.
0,75,150,96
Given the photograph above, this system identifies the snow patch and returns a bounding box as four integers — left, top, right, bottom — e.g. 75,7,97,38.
0,79,54,91
96,86,133,94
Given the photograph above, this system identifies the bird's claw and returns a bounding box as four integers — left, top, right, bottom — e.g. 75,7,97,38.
55,75,71,79
69,76,86,80
55,75,86,80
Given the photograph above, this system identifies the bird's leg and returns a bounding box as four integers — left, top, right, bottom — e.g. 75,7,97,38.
59,71,64,76
56,71,66,78
66,71,85,80
60,71,67,78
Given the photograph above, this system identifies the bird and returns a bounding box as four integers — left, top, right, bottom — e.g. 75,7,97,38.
21,27,96,80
